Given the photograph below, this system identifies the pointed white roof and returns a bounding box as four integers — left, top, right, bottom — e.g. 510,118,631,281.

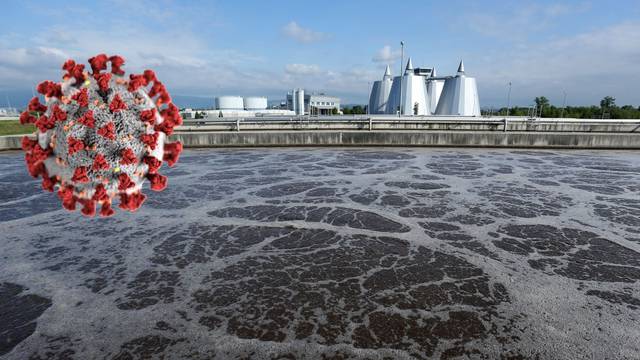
457,60,465,74
405,57,413,74
431,67,437,77
383,65,391,78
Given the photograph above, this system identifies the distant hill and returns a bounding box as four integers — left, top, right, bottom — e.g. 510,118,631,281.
1,90,216,111
172,95,214,109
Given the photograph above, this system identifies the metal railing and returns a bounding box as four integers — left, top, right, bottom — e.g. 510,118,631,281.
177,116,640,134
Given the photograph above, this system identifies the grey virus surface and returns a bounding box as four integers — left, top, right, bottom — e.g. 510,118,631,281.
1,148,639,359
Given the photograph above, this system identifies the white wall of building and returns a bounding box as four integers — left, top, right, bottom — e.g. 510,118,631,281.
205,109,295,119
386,59,429,115
435,75,481,116
369,65,393,114
427,80,445,115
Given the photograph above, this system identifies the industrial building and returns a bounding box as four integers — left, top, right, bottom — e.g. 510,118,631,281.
0,107,18,118
210,96,294,118
287,89,341,115
180,108,197,119
369,59,480,116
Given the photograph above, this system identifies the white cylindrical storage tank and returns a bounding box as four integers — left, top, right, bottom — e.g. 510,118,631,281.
216,96,244,110
292,90,298,114
244,96,268,110
295,88,305,115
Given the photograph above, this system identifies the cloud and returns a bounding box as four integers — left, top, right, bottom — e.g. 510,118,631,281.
279,62,381,100
282,21,328,43
372,45,401,63
474,21,640,105
5,1,633,107
326,68,378,93
285,63,322,76
462,3,592,43
0,7,270,96
544,2,591,17
0,1,271,96
0,46,72,88
0,47,67,67
0,5,366,103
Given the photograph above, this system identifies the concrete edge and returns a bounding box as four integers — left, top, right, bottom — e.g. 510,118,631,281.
3,131,640,151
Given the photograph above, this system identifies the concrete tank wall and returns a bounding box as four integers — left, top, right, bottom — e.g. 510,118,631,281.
3,123,640,151
180,117,640,133
0,135,23,150
169,131,640,149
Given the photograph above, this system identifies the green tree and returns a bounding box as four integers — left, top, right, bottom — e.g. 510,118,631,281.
534,96,549,108
600,96,616,109
349,105,365,114
534,96,550,117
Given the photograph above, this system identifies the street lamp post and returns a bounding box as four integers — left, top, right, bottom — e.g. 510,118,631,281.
399,41,404,116
506,82,512,117
560,91,567,118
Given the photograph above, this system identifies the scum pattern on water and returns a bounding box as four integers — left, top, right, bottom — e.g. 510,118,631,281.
0,148,639,359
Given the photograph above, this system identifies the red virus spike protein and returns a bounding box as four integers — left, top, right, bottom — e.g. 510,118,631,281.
19,54,183,217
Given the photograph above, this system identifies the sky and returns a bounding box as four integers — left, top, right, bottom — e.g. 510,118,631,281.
1,0,640,108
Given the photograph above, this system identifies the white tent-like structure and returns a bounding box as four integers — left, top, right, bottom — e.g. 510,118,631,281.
369,58,481,117
386,76,401,114
368,65,393,114
426,68,445,115
386,58,430,115
434,60,481,116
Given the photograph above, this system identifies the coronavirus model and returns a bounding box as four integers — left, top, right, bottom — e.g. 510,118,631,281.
19,54,183,217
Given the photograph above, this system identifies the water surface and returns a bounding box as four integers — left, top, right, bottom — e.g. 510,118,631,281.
1,148,639,359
